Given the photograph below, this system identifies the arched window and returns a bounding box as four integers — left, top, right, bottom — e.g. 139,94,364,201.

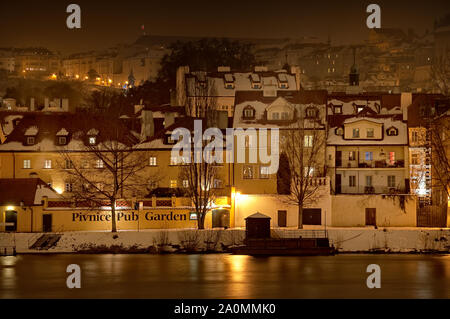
335,127,344,136
243,106,256,119
386,127,398,136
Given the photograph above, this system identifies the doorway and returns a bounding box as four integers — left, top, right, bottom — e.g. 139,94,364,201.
277,210,287,227
212,209,230,228
302,208,322,225
5,210,17,232
336,174,342,194
365,208,376,226
43,214,52,232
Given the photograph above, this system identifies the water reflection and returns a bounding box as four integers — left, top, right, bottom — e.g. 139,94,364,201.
0,254,449,298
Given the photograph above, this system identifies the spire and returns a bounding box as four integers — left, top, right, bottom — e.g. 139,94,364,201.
349,46,359,86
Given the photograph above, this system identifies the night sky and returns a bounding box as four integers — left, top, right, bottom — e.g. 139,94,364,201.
1,0,449,53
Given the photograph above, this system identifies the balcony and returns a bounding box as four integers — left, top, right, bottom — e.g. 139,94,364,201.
336,160,405,169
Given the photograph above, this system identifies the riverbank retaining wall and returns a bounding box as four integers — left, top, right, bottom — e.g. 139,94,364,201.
1,228,449,254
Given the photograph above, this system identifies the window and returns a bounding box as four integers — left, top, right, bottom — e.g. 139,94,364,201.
167,136,176,144
304,135,313,147
281,112,290,120
189,212,198,220
26,137,35,145
170,180,177,188
149,156,157,166
411,131,419,142
243,106,255,119
65,160,73,169
58,136,67,145
213,179,222,188
352,128,360,138
65,183,73,192
365,152,373,161
357,106,364,113
365,175,373,187
260,166,269,179
366,128,374,138
387,127,398,136
304,167,314,177
182,180,189,188
306,107,317,118
349,151,356,161
243,165,254,179
334,106,342,114
23,159,31,169
335,127,344,136
88,136,96,145
44,160,52,169
170,156,178,165
388,176,396,188
389,152,395,165
95,160,104,169
349,175,356,187
411,153,419,165
272,112,280,120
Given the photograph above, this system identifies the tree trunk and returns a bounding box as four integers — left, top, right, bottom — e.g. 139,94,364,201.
297,205,303,229
197,212,205,229
111,201,117,232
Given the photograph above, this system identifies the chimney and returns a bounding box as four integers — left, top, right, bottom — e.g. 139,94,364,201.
401,92,412,121
61,99,69,112
30,98,35,111
218,66,230,72
140,110,154,141
164,112,175,128
176,65,190,107
290,65,301,91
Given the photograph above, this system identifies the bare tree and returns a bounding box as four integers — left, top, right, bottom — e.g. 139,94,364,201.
431,52,450,95
430,113,450,205
59,113,158,232
280,108,326,229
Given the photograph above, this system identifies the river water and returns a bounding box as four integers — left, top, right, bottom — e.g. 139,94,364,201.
1,254,449,298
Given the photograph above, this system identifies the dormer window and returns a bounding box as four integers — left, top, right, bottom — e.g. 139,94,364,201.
88,136,96,145
305,107,318,118
386,127,399,136
250,73,261,89
26,136,35,145
335,127,344,136
356,105,364,113
272,112,280,120
58,136,67,145
277,73,289,89
353,128,360,138
224,74,234,89
243,106,255,119
334,106,342,114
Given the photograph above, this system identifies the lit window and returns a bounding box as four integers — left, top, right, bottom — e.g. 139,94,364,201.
304,167,314,177
149,157,157,166
243,106,255,119
335,127,344,136
189,212,198,220
365,152,373,161
170,180,177,188
170,156,178,165
304,135,313,147
44,160,52,169
349,151,356,161
182,180,189,188
334,106,342,114
89,136,96,145
23,160,31,169
367,128,374,138
411,154,419,165
353,128,360,138
95,160,104,169
243,165,254,179
389,152,395,165
260,166,269,179
213,179,222,188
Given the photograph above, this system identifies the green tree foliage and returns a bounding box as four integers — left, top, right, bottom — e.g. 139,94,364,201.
158,38,257,89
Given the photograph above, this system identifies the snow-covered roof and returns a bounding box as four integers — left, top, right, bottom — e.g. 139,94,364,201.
56,128,69,136
24,126,38,136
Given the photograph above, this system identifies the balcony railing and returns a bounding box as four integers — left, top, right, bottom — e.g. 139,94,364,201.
336,160,405,169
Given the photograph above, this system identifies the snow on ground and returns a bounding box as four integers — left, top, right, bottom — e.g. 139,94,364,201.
2,227,449,254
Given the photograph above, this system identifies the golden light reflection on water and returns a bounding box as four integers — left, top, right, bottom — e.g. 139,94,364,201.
228,255,248,282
